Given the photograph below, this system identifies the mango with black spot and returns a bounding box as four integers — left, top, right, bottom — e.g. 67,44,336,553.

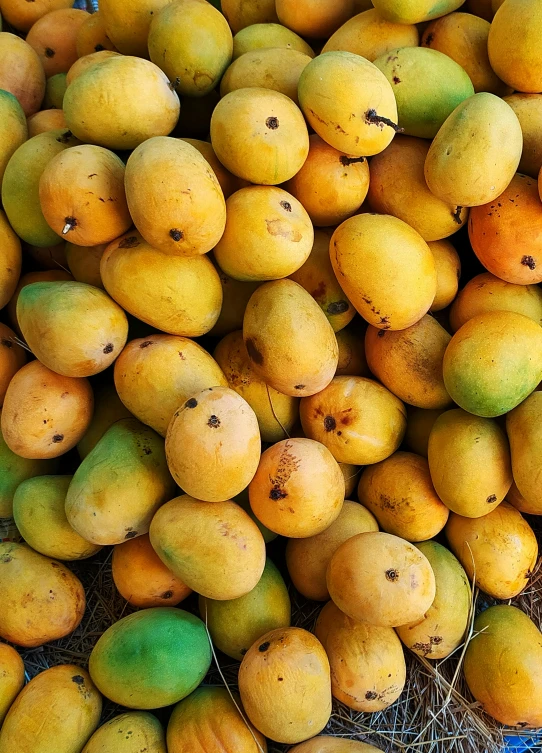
82,711,166,753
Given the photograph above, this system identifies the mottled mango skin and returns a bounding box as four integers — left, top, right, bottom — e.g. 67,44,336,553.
89,608,211,709
464,606,542,726
82,712,166,753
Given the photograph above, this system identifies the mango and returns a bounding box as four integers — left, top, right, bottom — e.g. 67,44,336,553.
285,136,370,230
65,243,106,289
365,315,452,409
330,214,437,330
210,87,309,185
291,740,383,753
77,384,132,459
221,47,311,105
301,376,406,465
0,90,26,187
488,0,542,93
167,687,267,753
404,408,446,458
464,606,542,726
89,608,211,709
0,211,21,311
323,9,418,61
422,12,508,95
13,475,101,560
0,33,45,116
238,627,331,745
249,437,345,538
358,452,449,541
298,51,398,158
1,0,73,33
149,495,266,600
0,322,25,406
76,11,119,57
442,311,542,416
0,644,24,726
469,173,542,284
112,534,191,609
450,272,542,331
98,0,172,57
424,93,522,207
396,541,470,659
286,500,379,601
243,279,338,397
214,330,299,443
214,185,313,281
429,239,461,311
18,281,128,377
327,531,436,627
66,51,120,86
335,320,370,376
367,136,468,241
66,417,175,546
64,56,180,151
82,712,166,753
372,0,463,23
374,47,474,139
234,487,278,544
232,23,314,59
428,409,512,517
275,0,354,38
209,270,261,338
1,360,93,460
223,0,278,32
200,558,291,660
26,8,88,78
43,73,68,108
445,502,538,599
0,665,101,753
101,232,223,336
504,94,542,178
507,391,542,514
180,138,247,199
315,600,405,711
2,128,79,247
0,542,85,647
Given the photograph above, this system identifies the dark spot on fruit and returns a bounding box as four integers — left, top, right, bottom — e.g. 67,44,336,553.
324,415,336,432
0,554,12,563
207,414,220,428
521,255,536,270
125,530,137,539
517,722,528,728
294,384,305,390
95,44,104,51
431,635,443,644
266,116,279,129
278,676,283,681
386,569,399,582
258,641,270,652
452,206,463,224
168,76,181,91
63,216,77,233
161,591,173,599
487,494,497,504
119,236,139,249
270,487,287,501
140,340,153,348
72,675,84,685
185,397,198,408
245,338,264,365
425,32,434,44
327,300,349,315
339,155,366,166
280,201,292,212
52,434,64,443
365,109,403,132
56,130,73,144
365,691,378,700
1,338,12,348
337,430,342,436
393,76,401,84
170,228,183,242
377,329,386,338
45,47,55,58
142,447,152,455
103,343,114,354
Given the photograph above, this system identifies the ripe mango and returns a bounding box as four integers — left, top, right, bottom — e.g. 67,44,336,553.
507,391,542,514
488,0,542,93
371,0,463,23
322,9,418,62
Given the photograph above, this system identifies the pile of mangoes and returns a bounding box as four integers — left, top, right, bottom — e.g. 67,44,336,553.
0,0,542,750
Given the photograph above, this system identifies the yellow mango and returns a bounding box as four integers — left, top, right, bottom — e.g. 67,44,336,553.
0,644,24,726
504,94,542,178
372,0,463,23
507,391,542,514
232,23,314,60
488,0,542,93
323,9,418,61
220,48,311,105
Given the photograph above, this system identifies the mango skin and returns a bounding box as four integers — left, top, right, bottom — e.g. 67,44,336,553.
77,384,132,459
424,93,523,208
298,51,398,158
396,541,470,659
0,644,24,726
445,502,538,600
404,408,446,458
0,665,101,753
222,0,278,32
330,213,437,331
65,417,176,545
464,606,542,727
504,94,542,178
488,0,542,93
372,0,464,23
167,686,267,753
232,22,313,59
82,712,166,753
0,90,27,187
428,409,512,518
89,608,211,709
291,740,384,753
2,128,79,247
199,558,291,660
507,391,542,514
221,47,311,105
374,47,474,139
98,0,172,57
322,8,418,62
429,239,461,311
0,211,21,311
442,311,542,417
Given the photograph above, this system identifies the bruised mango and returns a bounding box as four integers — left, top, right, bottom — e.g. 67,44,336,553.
396,541,470,659
442,311,542,417
488,0,542,93
150,495,266,600
323,9,418,61
0,644,24,726
82,712,166,753
507,391,542,514
315,600,405,712
286,500,378,601
232,22,314,59
428,409,512,517
424,93,522,207
200,558,291,660
330,214,437,330
367,136,468,241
